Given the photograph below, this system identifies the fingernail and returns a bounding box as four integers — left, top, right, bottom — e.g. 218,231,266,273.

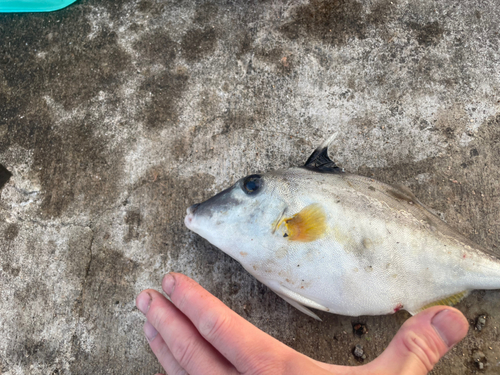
163,273,175,296
431,309,467,348
137,292,152,315
144,321,158,342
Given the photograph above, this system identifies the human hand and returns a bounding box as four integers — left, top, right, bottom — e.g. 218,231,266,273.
136,273,468,375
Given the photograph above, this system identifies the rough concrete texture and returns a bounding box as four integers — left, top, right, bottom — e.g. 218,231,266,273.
1,0,500,373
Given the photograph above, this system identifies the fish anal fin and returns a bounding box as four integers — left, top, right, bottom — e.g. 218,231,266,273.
268,281,329,320
277,293,322,321
281,203,327,242
410,290,470,315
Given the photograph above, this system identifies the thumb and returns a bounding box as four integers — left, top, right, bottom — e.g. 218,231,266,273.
366,306,469,375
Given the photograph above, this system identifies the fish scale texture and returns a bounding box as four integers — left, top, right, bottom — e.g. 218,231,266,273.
1,0,500,374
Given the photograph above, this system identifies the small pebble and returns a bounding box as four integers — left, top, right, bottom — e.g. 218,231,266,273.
353,344,365,360
476,315,487,331
473,349,486,370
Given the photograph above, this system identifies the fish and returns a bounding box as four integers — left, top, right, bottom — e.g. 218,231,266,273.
184,136,500,319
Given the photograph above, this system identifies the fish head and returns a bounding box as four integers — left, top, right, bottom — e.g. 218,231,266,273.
185,172,290,262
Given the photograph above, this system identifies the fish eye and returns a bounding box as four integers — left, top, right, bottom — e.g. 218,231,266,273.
242,174,262,195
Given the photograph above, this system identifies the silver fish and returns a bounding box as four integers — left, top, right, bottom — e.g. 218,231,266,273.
184,137,500,319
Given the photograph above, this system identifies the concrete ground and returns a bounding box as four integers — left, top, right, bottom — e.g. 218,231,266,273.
1,0,500,373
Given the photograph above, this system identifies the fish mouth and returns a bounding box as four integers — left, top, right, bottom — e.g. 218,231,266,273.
185,203,200,228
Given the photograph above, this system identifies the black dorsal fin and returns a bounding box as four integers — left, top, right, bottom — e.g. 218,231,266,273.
304,135,343,174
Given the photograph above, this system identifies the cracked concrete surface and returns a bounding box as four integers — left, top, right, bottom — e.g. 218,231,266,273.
1,0,500,373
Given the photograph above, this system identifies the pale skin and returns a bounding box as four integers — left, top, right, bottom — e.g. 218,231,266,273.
136,273,469,375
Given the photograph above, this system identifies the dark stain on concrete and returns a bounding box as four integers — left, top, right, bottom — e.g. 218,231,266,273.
193,2,219,25
237,31,254,58
366,0,397,26
100,0,138,20
0,11,131,218
2,101,120,218
280,0,395,45
137,0,154,12
19,338,56,367
9,281,57,367
48,28,131,109
280,0,365,44
4,223,19,241
408,21,444,46
133,31,177,64
125,210,142,242
139,69,190,129
1,14,130,110
181,27,218,61
2,263,20,277
0,164,12,190
39,121,116,218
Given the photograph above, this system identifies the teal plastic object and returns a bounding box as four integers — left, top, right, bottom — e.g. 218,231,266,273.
0,0,77,12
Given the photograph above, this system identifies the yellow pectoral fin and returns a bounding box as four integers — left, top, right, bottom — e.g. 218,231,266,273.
282,203,327,242
411,290,470,315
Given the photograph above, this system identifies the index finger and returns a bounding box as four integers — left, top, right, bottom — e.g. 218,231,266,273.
162,272,294,373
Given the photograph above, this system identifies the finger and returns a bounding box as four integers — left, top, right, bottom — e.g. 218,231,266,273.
144,321,186,375
162,273,299,373
364,306,468,375
136,290,238,375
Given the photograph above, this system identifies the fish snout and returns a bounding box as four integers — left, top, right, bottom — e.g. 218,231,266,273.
184,185,240,231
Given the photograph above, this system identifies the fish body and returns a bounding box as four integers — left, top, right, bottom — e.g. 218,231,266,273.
184,140,500,318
